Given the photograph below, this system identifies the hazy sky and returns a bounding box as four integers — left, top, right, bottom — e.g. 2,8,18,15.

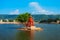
0,0,60,15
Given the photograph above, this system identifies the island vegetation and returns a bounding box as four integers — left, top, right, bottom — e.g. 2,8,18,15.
16,12,31,24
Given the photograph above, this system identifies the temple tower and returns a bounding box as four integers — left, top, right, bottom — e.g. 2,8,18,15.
26,16,34,27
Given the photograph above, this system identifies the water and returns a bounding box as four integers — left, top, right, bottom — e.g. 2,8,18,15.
0,24,60,40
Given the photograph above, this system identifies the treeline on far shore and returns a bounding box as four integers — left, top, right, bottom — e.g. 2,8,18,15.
0,19,16,22
38,18,60,24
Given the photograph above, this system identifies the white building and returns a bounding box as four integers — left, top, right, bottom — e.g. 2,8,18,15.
57,20,60,24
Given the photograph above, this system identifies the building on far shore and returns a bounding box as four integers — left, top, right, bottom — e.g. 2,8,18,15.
57,20,60,24
0,19,16,22
0,19,3,22
5,19,9,22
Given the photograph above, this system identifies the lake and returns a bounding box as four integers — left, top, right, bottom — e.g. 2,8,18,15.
0,24,60,40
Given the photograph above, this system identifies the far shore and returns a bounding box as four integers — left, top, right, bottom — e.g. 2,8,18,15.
0,22,59,24
0,22,21,24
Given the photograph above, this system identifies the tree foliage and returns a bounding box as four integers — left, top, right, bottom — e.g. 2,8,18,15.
16,12,31,23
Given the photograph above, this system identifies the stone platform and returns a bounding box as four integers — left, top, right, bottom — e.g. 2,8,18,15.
17,26,43,31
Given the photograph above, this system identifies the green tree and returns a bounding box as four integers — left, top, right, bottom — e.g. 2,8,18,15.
16,12,31,23
56,18,60,20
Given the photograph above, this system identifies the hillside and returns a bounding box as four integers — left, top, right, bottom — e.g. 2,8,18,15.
0,14,60,21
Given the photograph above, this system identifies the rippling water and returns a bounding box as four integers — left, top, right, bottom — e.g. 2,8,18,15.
0,24,60,40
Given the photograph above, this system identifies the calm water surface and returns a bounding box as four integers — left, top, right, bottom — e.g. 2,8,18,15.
0,24,60,40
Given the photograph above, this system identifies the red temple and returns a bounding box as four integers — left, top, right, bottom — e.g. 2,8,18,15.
26,16,34,27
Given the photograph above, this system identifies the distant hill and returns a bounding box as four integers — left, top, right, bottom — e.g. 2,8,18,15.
32,15,60,21
0,15,18,20
0,15,60,21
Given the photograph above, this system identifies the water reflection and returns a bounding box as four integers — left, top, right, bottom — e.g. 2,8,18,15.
16,30,35,40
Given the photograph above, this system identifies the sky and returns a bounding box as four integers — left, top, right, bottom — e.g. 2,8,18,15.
0,0,60,15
